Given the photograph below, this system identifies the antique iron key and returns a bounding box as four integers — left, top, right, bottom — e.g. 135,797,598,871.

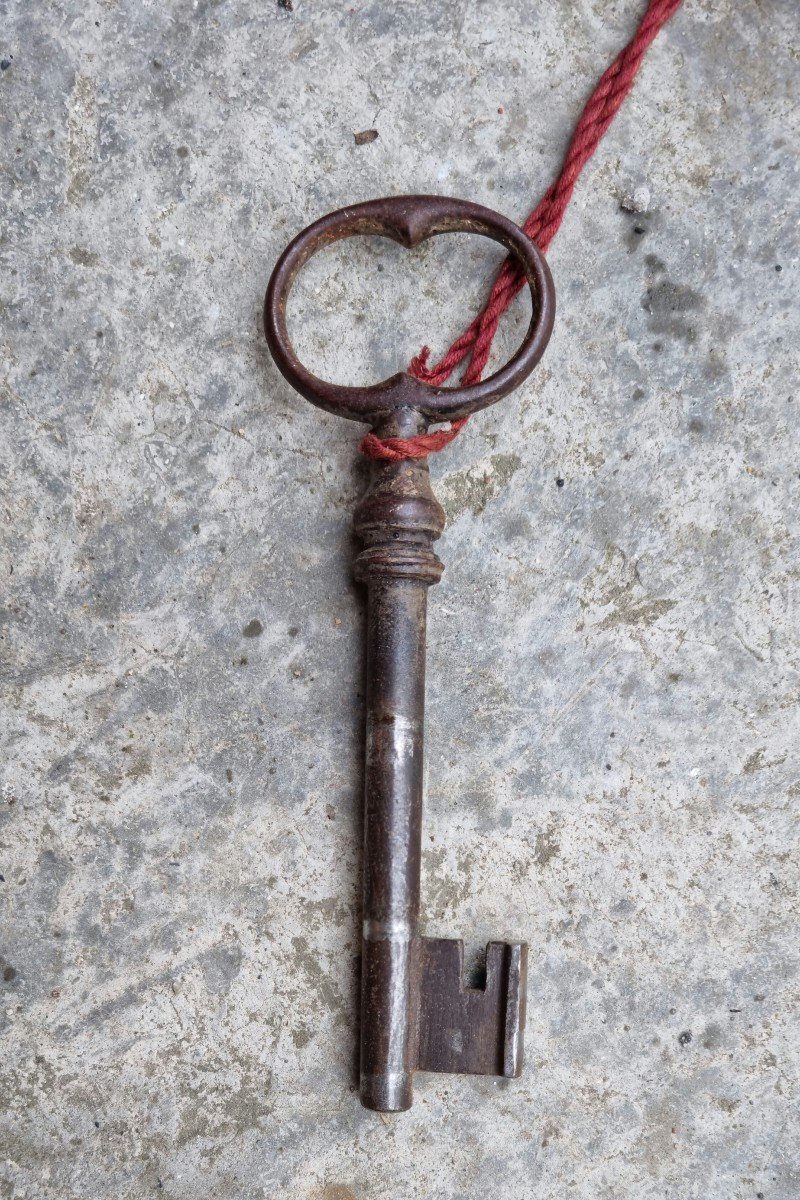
265,196,555,1112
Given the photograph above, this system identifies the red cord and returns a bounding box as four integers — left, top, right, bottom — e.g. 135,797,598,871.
360,0,683,462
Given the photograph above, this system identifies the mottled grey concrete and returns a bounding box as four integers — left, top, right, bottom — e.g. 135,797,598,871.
1,2,799,1197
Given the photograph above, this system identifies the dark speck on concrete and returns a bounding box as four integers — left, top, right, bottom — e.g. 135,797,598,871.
556,477,564,488
288,625,299,636
176,145,189,158
775,264,782,272
69,247,101,267
243,619,263,637
642,278,703,344
1,58,12,70
678,1030,692,1046
226,767,233,782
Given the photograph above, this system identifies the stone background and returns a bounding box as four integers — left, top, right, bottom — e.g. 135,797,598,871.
1,1,798,1197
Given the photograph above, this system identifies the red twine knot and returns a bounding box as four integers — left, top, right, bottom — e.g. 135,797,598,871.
360,0,683,463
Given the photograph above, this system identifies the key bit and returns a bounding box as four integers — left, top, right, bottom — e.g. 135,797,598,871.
265,195,555,1112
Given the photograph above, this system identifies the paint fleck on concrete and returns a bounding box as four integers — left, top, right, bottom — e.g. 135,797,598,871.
1,1,798,1197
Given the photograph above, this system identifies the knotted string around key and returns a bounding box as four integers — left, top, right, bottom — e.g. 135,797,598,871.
359,0,683,463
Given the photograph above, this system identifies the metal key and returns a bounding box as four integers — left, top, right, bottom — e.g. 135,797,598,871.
265,195,555,1112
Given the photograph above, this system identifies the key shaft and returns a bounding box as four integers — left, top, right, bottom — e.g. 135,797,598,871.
353,415,527,1112
354,415,444,1112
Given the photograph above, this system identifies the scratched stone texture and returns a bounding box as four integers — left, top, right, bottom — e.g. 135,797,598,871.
1,1,798,1197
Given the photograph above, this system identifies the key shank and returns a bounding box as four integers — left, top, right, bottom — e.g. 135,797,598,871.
354,424,443,1113
354,417,527,1113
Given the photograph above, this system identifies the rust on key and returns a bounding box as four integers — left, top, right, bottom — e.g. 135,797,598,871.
264,195,555,1112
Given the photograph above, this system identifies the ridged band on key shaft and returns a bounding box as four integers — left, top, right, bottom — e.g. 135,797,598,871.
354,457,445,587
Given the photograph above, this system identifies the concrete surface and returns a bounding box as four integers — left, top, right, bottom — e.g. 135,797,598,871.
1,1,798,1197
